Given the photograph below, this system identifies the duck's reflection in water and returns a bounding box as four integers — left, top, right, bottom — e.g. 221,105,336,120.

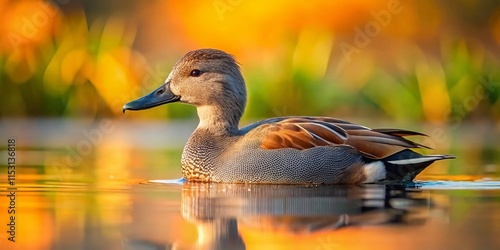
173,183,430,250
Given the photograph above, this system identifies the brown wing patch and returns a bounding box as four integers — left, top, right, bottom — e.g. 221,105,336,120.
257,116,431,159
260,120,347,150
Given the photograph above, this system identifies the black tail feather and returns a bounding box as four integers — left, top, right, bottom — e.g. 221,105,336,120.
381,149,455,182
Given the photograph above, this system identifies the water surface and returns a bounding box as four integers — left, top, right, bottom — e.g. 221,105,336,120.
0,119,499,249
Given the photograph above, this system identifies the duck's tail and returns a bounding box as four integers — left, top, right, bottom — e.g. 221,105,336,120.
380,149,455,182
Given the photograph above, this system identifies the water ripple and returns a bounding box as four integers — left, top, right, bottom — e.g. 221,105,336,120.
418,180,500,190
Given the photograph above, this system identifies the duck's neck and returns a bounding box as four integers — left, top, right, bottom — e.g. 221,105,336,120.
196,105,241,135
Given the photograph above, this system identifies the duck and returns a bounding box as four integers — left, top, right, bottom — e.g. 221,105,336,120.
123,49,454,184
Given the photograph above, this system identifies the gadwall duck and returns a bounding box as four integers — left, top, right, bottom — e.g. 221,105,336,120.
123,49,454,184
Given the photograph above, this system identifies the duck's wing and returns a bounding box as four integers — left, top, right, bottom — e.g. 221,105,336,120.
256,117,430,159
258,118,348,150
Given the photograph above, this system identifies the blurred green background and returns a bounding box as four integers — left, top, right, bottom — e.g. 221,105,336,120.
1,0,499,121
1,0,499,175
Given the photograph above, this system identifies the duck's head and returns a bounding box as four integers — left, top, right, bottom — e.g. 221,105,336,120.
123,49,247,122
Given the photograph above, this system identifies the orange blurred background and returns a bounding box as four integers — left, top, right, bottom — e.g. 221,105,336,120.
1,0,499,123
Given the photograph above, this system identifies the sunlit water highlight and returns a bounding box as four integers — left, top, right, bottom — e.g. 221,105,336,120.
419,180,500,190
0,119,498,249
1,176,500,249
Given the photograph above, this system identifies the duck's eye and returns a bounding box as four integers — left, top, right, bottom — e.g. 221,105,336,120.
190,69,202,77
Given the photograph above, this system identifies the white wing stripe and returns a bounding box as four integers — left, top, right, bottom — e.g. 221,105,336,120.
388,156,444,165
302,122,348,141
